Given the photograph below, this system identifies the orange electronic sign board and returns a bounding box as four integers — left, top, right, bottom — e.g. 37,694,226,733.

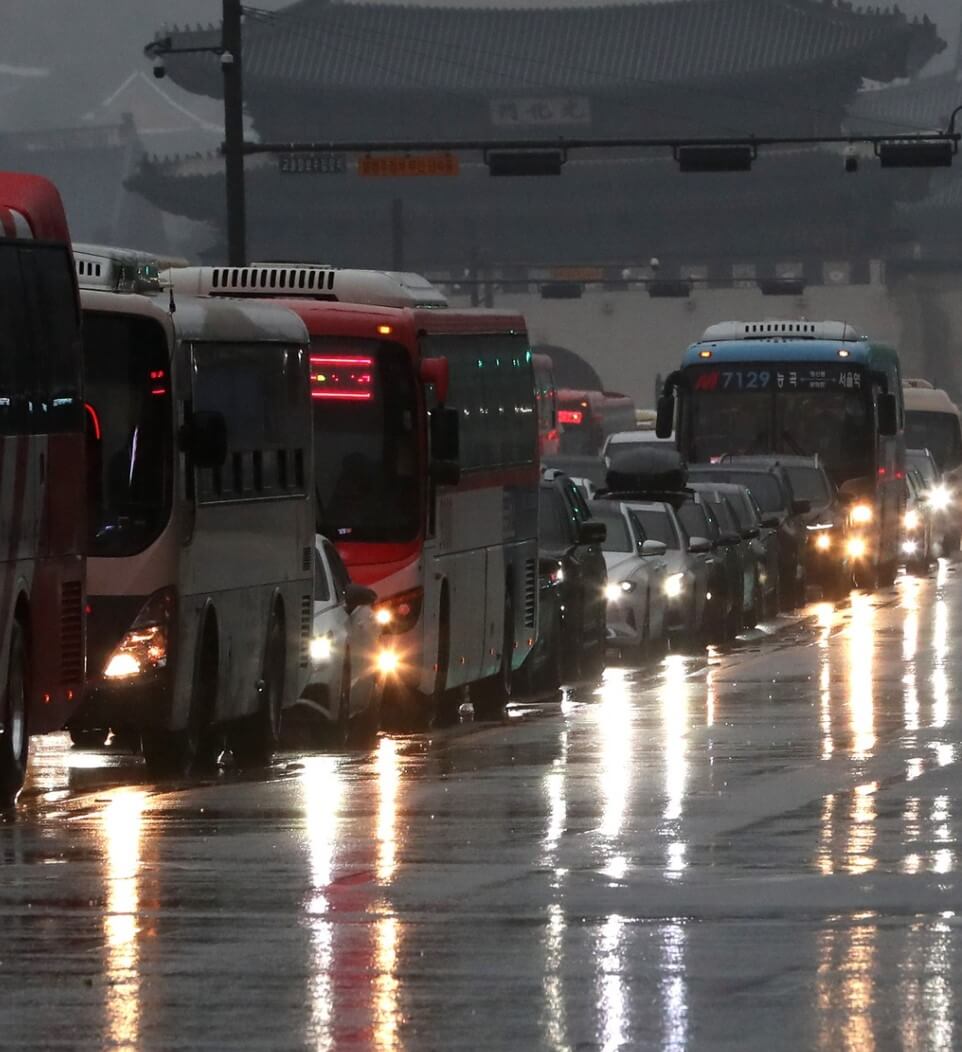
357,153,460,177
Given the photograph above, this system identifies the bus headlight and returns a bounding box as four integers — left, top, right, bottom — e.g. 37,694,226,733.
102,587,174,681
372,587,422,634
902,539,919,556
846,537,867,560
927,484,951,512
376,648,400,676
904,508,921,531
663,573,685,599
309,634,334,665
850,503,873,525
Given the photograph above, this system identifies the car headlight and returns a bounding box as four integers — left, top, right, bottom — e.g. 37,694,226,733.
850,503,873,525
904,508,921,531
814,533,832,552
309,634,334,664
846,537,867,559
902,538,919,555
376,647,400,676
663,573,685,598
102,587,174,680
927,484,952,512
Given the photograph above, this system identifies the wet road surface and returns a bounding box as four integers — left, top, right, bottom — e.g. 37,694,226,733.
4,564,962,1050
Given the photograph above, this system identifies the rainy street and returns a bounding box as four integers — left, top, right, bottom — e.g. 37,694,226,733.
0,565,958,1050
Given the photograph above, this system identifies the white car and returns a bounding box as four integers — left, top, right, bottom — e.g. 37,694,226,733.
602,429,673,467
294,536,384,746
589,500,670,654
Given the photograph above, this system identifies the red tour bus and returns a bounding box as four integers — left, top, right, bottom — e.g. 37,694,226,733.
557,388,636,455
0,173,85,801
532,353,560,457
170,265,540,724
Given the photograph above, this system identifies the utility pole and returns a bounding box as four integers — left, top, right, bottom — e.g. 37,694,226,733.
222,0,247,266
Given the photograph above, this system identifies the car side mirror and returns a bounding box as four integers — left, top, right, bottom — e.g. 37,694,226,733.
578,520,607,546
761,513,781,529
345,582,377,614
655,393,674,439
878,392,898,437
688,535,712,554
640,539,667,557
184,410,227,469
430,405,460,464
791,499,811,515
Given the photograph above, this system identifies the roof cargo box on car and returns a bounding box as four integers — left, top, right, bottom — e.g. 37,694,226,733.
606,446,687,494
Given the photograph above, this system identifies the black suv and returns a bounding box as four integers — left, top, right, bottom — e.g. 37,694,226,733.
520,469,608,691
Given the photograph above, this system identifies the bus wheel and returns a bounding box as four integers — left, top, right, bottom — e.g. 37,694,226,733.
327,655,351,750
472,596,513,721
231,619,285,768
144,625,218,777
434,604,464,727
0,622,29,805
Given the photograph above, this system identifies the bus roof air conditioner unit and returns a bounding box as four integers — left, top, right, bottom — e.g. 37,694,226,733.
699,320,866,343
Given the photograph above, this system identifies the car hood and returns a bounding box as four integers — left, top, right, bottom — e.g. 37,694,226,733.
603,552,640,576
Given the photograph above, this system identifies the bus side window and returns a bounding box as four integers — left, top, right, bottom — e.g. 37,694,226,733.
0,245,28,434
19,245,81,433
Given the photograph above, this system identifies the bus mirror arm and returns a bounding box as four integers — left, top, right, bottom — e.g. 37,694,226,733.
420,358,450,404
430,405,460,463
656,371,681,439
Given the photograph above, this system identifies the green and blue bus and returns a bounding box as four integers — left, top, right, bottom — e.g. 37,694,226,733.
656,320,904,587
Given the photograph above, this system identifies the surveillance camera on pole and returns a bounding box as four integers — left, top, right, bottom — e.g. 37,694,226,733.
152,54,166,79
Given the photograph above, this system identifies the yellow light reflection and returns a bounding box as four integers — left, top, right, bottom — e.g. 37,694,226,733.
597,668,632,842
847,592,875,759
817,794,835,875
846,782,878,876
102,789,146,1052
661,655,689,825
900,917,955,1052
816,916,878,1052
597,914,626,1052
543,903,568,1052
542,732,568,869
376,738,400,883
931,590,950,729
374,913,402,1052
661,923,688,1052
301,755,343,1052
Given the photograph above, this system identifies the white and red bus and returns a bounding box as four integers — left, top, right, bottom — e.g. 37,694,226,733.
71,249,314,773
0,173,85,801
169,266,540,724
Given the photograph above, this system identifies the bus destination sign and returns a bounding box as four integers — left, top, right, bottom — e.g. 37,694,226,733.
278,153,347,175
691,363,864,393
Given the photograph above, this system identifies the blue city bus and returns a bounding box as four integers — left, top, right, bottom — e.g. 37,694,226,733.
656,320,904,587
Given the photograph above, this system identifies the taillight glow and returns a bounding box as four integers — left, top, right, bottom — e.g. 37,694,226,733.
84,402,102,439
310,355,374,401
558,409,584,425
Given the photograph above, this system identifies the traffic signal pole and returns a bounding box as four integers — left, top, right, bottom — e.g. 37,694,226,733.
222,0,247,266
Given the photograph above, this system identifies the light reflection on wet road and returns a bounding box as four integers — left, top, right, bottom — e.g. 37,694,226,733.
5,566,962,1049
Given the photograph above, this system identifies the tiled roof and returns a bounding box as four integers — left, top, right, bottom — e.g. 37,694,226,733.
847,70,962,134
162,0,943,95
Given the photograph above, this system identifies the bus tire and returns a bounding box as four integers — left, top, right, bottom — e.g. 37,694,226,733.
0,621,29,805
472,594,513,721
231,616,285,768
434,598,464,727
327,654,351,750
144,618,218,777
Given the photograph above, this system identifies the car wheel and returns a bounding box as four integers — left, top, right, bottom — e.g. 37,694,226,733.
329,656,351,749
0,622,28,805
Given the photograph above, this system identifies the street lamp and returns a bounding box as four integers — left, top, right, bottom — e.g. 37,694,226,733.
145,0,247,266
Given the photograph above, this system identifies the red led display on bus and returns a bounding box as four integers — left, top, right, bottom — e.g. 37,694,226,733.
310,355,374,401
558,409,584,425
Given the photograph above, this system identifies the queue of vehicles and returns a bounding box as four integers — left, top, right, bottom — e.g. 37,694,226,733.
2,165,961,804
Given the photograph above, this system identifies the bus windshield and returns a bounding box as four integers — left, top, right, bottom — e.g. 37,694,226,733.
83,313,173,557
688,364,874,482
311,338,421,543
905,410,962,471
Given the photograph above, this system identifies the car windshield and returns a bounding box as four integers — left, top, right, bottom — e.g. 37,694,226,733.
687,366,874,482
312,338,421,543
906,451,939,486
592,505,634,553
785,466,831,505
677,501,713,541
688,470,785,513
83,312,173,557
631,508,678,549
905,411,962,471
